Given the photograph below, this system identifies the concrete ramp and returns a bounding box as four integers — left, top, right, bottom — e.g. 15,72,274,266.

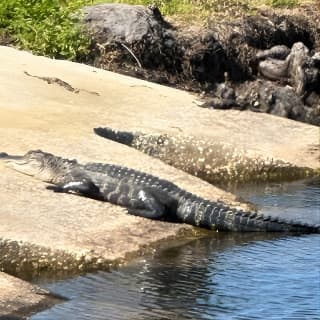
0,45,319,277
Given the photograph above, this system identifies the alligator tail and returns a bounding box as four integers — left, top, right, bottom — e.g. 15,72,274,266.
94,127,166,158
94,127,138,146
175,195,320,233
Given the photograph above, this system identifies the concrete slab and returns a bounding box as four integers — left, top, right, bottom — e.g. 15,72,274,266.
0,45,318,277
0,46,318,171
0,46,250,277
0,272,62,318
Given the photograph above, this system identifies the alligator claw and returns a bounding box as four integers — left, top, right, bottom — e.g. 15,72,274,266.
46,185,64,193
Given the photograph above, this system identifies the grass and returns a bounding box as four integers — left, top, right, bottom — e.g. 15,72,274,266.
0,0,90,60
268,0,299,7
0,0,316,60
94,0,307,16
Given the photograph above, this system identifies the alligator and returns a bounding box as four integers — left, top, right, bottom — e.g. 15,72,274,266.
1,150,319,233
93,127,316,185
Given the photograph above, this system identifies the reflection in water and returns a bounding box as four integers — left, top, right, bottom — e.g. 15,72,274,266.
31,178,320,320
32,234,320,320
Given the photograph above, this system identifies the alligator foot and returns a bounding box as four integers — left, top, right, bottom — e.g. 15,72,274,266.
46,179,101,199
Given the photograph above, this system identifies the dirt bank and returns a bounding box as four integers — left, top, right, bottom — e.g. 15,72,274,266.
84,3,320,125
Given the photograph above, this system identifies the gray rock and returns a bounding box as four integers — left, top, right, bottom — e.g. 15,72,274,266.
83,3,180,72
258,83,310,122
83,3,167,44
256,45,291,60
288,42,309,96
215,83,236,100
259,58,289,80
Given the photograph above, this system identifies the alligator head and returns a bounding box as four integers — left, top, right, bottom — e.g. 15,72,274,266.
0,150,76,183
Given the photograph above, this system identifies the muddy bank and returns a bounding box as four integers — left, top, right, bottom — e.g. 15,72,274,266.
84,4,320,125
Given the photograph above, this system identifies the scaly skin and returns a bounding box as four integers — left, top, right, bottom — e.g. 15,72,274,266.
83,161,320,232
1,150,319,233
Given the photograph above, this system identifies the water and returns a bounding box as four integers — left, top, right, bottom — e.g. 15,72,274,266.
31,178,320,320
230,177,320,225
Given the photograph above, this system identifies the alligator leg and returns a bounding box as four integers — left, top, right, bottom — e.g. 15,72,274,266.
46,179,101,199
126,206,165,219
117,189,166,219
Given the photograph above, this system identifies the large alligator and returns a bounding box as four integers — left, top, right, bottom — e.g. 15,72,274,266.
1,150,319,233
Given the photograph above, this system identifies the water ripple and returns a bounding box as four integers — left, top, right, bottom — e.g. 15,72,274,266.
31,234,320,320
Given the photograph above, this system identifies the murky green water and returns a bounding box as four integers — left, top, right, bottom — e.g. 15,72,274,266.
31,178,320,320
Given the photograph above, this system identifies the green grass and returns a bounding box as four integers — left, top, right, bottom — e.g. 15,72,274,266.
93,0,305,16
0,0,314,61
0,0,90,60
268,0,299,8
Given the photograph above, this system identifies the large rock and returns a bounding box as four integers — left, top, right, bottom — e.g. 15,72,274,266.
84,3,165,44
84,4,181,71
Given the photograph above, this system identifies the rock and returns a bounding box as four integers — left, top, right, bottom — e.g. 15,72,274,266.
256,45,291,60
288,42,310,96
215,83,236,100
83,3,180,72
259,58,289,80
84,3,165,44
258,42,313,95
257,82,320,125
270,86,305,119
305,91,320,106
211,13,317,80
200,82,238,110
81,4,320,124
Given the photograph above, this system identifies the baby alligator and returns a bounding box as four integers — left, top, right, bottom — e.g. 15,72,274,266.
1,150,319,233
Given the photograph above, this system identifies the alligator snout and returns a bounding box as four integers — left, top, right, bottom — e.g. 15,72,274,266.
0,152,24,161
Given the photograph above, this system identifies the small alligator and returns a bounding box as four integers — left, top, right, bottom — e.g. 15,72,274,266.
1,150,319,233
